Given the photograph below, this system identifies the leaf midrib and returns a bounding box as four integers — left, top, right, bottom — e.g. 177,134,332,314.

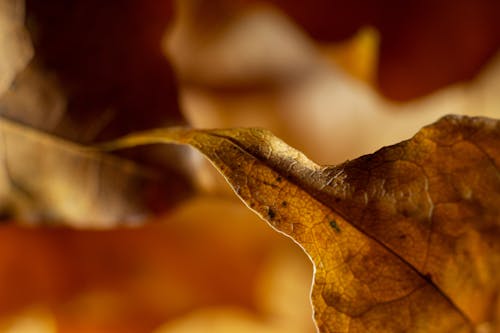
210,131,474,328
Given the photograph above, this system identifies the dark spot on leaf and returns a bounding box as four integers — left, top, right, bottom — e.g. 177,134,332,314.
263,180,279,188
281,201,288,207
276,176,282,182
268,208,276,220
329,220,341,233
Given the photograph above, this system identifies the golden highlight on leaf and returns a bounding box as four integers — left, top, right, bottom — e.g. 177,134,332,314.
100,115,500,332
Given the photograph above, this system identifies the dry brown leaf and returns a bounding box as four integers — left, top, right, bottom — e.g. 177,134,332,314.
0,1,197,223
102,114,500,332
0,117,186,227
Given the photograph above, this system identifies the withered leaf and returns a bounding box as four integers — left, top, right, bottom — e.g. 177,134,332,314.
0,117,185,227
102,115,500,332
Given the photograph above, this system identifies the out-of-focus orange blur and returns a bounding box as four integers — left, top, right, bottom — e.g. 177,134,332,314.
0,197,314,333
0,0,498,332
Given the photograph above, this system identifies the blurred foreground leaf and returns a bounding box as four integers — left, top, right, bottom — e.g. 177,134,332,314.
102,115,500,332
0,117,186,227
0,0,194,227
